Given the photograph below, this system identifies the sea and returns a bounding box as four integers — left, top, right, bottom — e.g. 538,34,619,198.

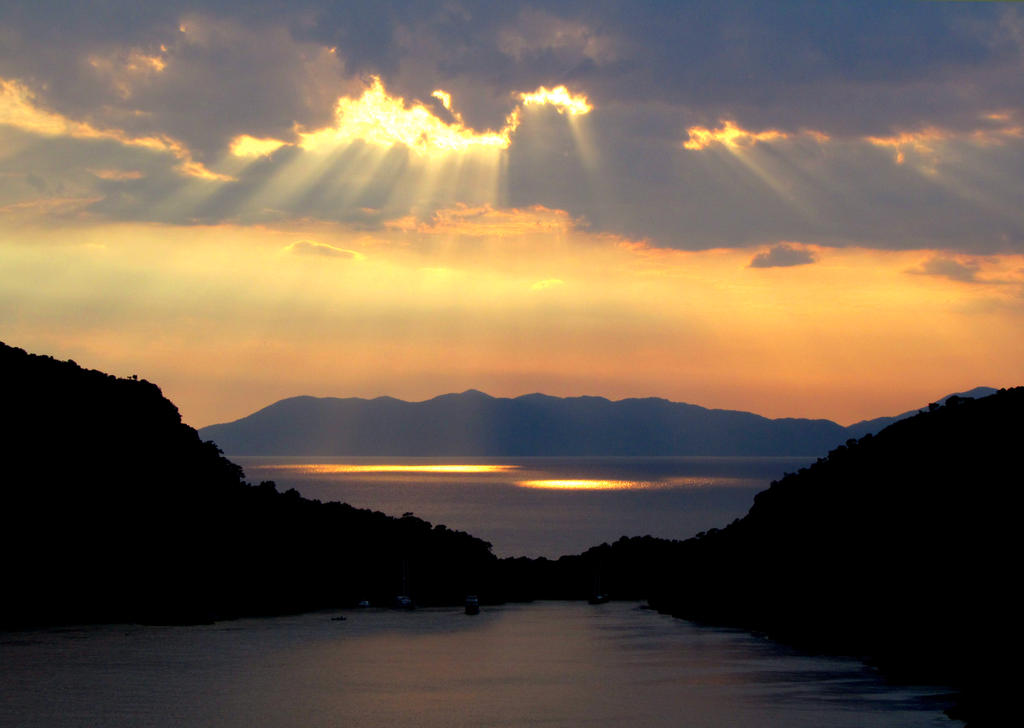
0,602,957,727
233,455,816,557
2,456,962,726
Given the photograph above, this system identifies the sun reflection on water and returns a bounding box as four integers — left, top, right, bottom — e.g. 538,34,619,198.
516,479,652,490
515,476,748,490
258,464,520,475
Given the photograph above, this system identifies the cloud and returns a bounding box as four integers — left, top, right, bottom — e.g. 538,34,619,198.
684,120,795,151
295,75,590,155
2,1,1021,146
386,204,574,238
907,256,983,283
0,77,229,180
285,240,362,259
0,10,354,162
3,2,1024,255
229,135,287,158
866,121,1024,165
0,195,102,220
749,243,817,268
905,255,1024,288
89,168,144,180
497,8,619,65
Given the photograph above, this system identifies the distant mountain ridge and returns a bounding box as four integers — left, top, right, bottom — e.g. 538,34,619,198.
199,387,998,456
842,385,996,438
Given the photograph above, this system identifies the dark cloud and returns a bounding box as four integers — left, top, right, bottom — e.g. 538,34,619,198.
3,1,1024,254
0,2,352,161
749,243,817,269
503,110,1024,253
3,1,1021,144
907,257,982,283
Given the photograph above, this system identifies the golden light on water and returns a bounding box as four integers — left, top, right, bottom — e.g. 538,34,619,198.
259,464,521,474
250,462,752,489
516,477,749,490
516,479,652,490
664,477,749,488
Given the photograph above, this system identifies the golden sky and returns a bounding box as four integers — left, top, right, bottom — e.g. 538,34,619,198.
2,3,1023,427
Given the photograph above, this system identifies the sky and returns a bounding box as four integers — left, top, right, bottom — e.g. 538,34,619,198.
2,0,1023,428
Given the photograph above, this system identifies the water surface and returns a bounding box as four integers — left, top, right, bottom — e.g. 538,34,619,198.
0,602,956,727
234,456,812,557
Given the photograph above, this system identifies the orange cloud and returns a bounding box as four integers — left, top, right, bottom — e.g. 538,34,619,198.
87,47,168,99
0,196,102,218
298,77,512,154
865,127,948,165
683,120,796,150
229,134,287,158
431,89,454,111
866,117,1024,164
519,86,592,116
89,168,145,181
0,78,229,181
295,76,591,156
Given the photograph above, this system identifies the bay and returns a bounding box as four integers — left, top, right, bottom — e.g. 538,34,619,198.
233,456,813,557
0,602,956,727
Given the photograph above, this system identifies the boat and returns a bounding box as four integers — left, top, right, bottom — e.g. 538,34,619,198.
394,560,414,609
589,566,609,604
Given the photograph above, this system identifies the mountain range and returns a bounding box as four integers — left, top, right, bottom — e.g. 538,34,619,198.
199,386,997,456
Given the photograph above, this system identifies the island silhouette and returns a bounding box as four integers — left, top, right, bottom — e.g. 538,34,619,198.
198,387,996,456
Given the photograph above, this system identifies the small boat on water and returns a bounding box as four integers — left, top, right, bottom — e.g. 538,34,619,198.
589,565,609,604
464,595,480,615
394,560,414,610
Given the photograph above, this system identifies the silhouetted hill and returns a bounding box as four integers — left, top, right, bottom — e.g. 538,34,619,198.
639,387,1021,726
486,388,1019,724
200,391,851,455
843,385,997,439
0,342,495,628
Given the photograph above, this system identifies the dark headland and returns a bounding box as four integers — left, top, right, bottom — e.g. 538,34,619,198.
2,340,1017,725
0,342,497,626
